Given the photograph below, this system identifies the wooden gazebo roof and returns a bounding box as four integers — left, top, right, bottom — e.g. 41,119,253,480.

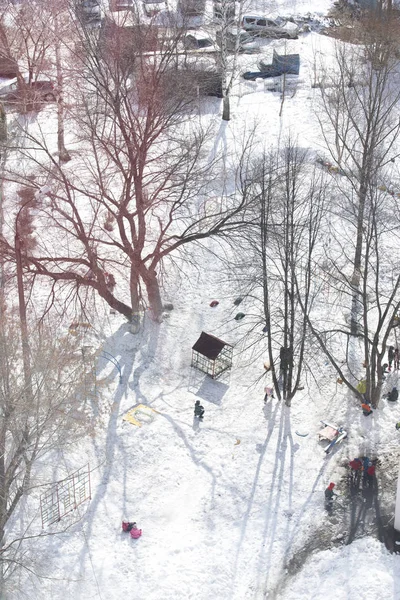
192,332,232,360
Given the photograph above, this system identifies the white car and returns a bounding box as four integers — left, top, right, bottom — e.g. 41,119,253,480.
241,15,298,38
215,27,259,53
183,30,215,51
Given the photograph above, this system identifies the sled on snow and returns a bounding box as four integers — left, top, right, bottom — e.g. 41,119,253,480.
318,420,347,454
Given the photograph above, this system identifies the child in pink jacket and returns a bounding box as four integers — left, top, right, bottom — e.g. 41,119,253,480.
130,523,142,539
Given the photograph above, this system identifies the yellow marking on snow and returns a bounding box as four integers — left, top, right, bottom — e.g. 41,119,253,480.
123,404,159,427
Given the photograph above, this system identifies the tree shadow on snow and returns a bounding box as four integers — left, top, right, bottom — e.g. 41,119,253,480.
230,400,285,594
72,319,160,583
257,405,296,595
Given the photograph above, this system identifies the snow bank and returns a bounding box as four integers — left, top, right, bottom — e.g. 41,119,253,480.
280,537,400,600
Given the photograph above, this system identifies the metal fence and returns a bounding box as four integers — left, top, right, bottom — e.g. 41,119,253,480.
40,463,91,527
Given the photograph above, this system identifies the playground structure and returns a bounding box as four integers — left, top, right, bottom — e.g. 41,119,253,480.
40,464,91,527
191,331,233,379
123,404,159,427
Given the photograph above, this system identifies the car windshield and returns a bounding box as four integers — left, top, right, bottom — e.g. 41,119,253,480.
197,38,213,48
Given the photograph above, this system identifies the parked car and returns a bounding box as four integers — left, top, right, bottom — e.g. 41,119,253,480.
0,55,18,78
143,0,167,17
241,15,298,38
183,30,215,50
0,78,56,107
215,27,259,53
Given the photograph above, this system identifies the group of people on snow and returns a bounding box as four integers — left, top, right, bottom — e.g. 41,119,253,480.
122,521,142,539
325,457,377,511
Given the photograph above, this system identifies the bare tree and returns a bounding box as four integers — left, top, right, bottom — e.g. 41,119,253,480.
212,0,246,121
0,0,74,158
0,310,90,591
237,142,327,405
317,16,400,335
310,15,400,405
1,20,254,323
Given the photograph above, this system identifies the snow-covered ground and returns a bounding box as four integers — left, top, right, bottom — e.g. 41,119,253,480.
23,244,400,600
5,2,400,599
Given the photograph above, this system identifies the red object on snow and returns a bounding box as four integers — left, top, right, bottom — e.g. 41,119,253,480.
367,465,376,477
130,526,142,539
210,300,219,307
327,482,335,490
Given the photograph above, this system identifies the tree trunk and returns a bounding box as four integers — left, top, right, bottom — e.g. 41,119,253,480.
15,234,31,392
222,95,230,121
143,269,163,321
350,181,367,335
54,18,70,163
130,264,141,315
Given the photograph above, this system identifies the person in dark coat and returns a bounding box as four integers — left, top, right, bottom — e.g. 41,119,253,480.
194,400,205,420
388,346,395,371
387,387,399,402
324,482,337,511
361,457,371,482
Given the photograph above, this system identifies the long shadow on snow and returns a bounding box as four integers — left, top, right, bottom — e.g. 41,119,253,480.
159,412,218,530
75,320,160,573
230,399,282,597
258,405,296,596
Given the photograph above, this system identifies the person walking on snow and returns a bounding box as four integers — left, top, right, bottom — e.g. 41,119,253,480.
388,346,395,371
324,482,337,511
194,400,205,420
264,387,274,402
349,458,362,487
362,457,371,482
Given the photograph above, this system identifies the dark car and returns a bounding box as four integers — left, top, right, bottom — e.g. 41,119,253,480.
0,79,57,108
0,55,18,78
